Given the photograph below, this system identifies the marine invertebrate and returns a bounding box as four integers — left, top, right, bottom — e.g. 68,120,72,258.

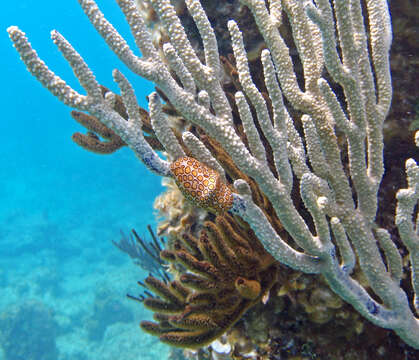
154,177,202,238
0,301,59,360
113,225,170,281
137,214,279,349
70,85,163,154
71,110,126,154
8,0,419,349
170,157,233,214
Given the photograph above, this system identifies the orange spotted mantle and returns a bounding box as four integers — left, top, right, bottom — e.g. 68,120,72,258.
170,157,233,213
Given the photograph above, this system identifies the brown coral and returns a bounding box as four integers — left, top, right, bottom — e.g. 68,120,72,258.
70,86,163,154
138,214,279,349
71,110,126,154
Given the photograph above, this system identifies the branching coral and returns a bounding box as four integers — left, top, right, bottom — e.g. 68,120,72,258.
138,214,279,349
7,0,419,350
71,85,164,154
113,226,170,282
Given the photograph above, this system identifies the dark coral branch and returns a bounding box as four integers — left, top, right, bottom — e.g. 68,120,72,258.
113,228,169,282
71,111,126,154
138,214,280,349
70,85,165,155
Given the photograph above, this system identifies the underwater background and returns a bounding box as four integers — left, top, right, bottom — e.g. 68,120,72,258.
0,1,170,359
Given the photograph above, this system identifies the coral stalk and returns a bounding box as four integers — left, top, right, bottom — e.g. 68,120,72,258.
7,0,419,348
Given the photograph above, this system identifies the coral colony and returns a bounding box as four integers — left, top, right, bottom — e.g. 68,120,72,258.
8,0,419,354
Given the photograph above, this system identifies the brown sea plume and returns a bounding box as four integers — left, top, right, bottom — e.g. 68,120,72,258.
137,213,279,349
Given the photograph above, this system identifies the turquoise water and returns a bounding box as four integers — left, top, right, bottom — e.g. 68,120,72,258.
1,1,170,359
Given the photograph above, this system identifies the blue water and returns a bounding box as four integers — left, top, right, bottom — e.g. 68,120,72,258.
0,1,170,359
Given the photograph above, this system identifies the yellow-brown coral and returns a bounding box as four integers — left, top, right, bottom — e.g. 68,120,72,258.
70,86,164,155
138,214,279,349
71,110,126,154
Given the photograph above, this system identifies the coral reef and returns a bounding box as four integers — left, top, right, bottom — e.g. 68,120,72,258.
8,0,419,356
33,265,63,297
0,300,59,360
217,276,418,359
85,287,134,342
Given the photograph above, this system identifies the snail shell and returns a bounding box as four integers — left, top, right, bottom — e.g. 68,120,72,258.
170,157,233,213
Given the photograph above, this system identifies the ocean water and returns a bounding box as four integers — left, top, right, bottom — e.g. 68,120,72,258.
0,1,170,359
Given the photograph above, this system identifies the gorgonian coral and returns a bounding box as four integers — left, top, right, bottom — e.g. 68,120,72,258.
139,214,279,348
